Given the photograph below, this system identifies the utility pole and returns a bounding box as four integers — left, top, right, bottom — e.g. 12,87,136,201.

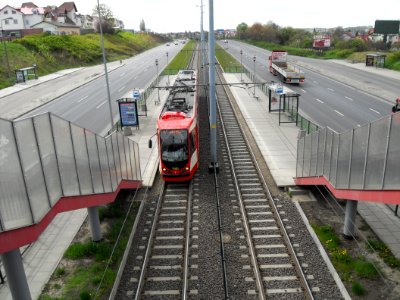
253,55,256,96
208,0,218,170
155,59,160,104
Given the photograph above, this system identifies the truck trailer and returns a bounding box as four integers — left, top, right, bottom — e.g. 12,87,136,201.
269,50,305,84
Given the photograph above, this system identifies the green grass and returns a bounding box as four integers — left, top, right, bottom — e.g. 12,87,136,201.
215,44,242,72
366,239,400,268
312,224,380,294
163,40,196,75
0,32,166,89
39,198,140,299
352,281,366,296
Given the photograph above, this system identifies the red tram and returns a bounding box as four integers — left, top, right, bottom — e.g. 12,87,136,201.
155,69,199,182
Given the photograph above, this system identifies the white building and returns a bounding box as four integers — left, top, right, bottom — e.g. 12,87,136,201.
0,5,25,33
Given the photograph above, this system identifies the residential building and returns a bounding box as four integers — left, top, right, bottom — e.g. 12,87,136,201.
31,20,80,35
20,2,45,29
0,5,25,35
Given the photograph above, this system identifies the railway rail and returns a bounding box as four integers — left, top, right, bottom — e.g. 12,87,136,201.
214,65,315,299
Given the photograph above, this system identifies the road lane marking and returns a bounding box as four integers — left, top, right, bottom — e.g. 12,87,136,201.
301,89,306,93
345,96,353,101
334,110,344,116
316,98,324,104
118,86,126,92
77,95,88,103
120,72,126,77
96,101,107,109
369,108,380,114
327,88,335,92
313,81,318,84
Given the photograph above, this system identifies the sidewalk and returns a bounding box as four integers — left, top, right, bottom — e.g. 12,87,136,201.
224,72,400,260
0,76,169,300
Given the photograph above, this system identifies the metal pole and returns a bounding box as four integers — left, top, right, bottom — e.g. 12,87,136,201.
240,50,243,82
208,0,217,165
155,59,160,104
200,0,206,87
2,249,32,299
88,206,102,241
253,55,256,96
343,200,358,238
166,52,169,85
97,0,114,132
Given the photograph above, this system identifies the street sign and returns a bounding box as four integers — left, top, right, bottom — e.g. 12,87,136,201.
133,89,140,101
118,101,139,127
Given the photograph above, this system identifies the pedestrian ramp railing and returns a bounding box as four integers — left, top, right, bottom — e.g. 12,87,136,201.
0,112,141,233
296,112,400,190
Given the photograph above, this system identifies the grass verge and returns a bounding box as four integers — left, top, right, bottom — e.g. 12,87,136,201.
163,40,196,75
39,191,140,300
312,224,380,296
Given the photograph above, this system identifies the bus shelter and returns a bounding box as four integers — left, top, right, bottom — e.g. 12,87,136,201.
267,83,300,125
366,53,386,68
15,65,38,83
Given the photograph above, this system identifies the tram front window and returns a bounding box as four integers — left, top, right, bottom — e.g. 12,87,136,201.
160,129,189,169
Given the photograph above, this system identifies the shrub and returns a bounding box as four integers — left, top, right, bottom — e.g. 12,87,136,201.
354,257,379,279
79,291,91,300
352,281,366,296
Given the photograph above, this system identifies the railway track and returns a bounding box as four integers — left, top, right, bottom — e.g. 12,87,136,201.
131,181,198,298
214,65,315,299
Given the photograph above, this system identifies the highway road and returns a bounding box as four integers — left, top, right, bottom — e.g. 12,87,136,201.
219,40,397,133
22,42,184,135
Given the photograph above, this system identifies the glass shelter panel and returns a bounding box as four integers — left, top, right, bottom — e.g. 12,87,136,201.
33,114,62,205
329,133,339,187
51,115,79,196
0,119,32,230
86,131,103,194
71,124,92,194
336,131,352,189
14,119,49,223
106,137,117,190
365,117,391,189
384,114,400,189
323,129,333,179
316,128,326,175
97,136,112,192
296,138,304,177
349,124,369,189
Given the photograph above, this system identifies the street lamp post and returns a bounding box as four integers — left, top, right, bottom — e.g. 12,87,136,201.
1,18,12,79
166,52,169,85
155,59,160,104
253,55,256,96
240,49,243,82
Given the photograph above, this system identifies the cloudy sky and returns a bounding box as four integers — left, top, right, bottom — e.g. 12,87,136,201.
4,0,400,32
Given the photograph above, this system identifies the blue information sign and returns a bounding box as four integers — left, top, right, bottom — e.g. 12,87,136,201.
119,101,139,127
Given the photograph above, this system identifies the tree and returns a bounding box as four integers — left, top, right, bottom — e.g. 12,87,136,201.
93,4,115,34
140,19,146,32
236,22,248,39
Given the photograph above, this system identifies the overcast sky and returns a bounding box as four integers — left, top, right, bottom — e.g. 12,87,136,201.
4,0,400,33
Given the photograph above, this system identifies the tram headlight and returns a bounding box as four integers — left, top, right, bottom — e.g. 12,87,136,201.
185,167,189,171
162,167,167,172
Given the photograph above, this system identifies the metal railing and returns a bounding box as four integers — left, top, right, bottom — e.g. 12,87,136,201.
0,112,141,232
297,112,400,190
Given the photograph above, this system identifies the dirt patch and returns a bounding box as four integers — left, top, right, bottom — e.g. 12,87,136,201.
298,186,400,300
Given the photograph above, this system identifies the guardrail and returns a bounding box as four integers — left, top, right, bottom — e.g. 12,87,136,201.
0,112,141,232
296,112,400,190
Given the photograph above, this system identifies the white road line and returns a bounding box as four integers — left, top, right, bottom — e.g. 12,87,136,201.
134,76,138,80
328,88,335,92
301,89,306,93
313,81,318,84
369,108,381,114
96,101,107,109
357,124,361,127
118,86,125,92
345,96,353,101
327,126,338,133
77,95,88,103
334,110,344,116
120,72,125,77
316,98,324,104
